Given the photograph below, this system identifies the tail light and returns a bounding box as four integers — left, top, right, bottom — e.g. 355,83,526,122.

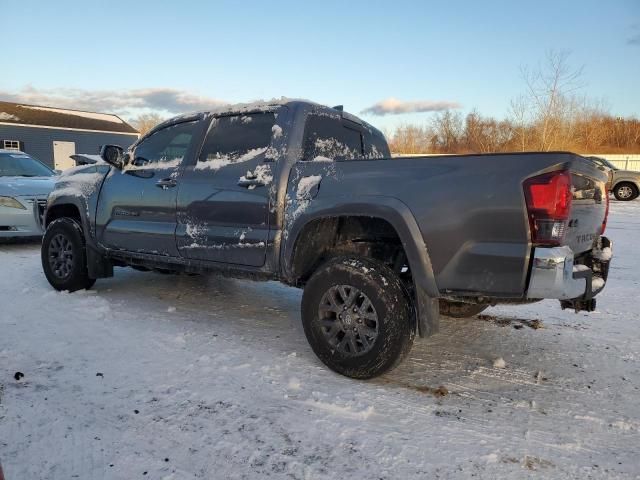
523,170,572,245
601,190,610,234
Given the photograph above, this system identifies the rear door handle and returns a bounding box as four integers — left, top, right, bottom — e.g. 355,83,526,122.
238,178,267,188
156,178,177,189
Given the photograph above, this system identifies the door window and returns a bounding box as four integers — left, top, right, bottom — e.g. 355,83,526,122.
303,115,363,161
197,113,276,170
129,121,198,169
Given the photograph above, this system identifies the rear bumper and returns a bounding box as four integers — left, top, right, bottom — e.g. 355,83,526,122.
527,236,612,303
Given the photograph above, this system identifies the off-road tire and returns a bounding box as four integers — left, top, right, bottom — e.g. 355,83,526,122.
301,256,415,379
613,182,639,201
439,300,489,318
41,217,96,292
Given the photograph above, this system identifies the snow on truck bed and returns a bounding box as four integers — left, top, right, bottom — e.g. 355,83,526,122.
1,201,639,479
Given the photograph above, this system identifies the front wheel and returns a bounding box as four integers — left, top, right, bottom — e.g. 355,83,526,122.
41,218,96,292
613,182,639,201
301,256,415,379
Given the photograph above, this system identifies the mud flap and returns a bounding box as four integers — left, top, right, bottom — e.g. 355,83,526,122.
86,246,113,279
415,287,440,337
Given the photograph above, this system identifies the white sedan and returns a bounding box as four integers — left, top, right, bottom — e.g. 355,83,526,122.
0,149,56,238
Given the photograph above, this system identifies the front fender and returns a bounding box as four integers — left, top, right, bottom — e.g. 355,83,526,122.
46,164,111,244
46,194,94,240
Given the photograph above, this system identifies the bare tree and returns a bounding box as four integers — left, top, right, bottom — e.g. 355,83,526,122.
463,110,515,153
509,95,531,151
387,123,433,154
131,113,165,135
521,50,585,151
431,110,463,152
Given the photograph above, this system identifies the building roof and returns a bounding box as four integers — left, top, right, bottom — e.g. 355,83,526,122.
0,101,138,134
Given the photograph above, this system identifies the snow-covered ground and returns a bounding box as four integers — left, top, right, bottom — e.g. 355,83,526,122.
1,201,639,479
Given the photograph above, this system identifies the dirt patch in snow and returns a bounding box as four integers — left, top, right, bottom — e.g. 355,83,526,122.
477,314,544,330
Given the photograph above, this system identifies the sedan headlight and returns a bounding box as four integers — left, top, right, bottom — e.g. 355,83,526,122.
0,196,26,209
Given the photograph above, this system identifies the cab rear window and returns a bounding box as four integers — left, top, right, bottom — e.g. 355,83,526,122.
303,115,363,161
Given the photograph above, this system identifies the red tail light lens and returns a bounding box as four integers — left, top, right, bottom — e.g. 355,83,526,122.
523,170,572,245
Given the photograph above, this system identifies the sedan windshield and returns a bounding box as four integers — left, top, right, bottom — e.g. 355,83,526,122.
593,157,618,171
0,152,55,177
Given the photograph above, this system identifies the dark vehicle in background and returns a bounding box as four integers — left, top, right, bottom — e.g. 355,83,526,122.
40,100,613,378
0,150,56,238
590,156,640,201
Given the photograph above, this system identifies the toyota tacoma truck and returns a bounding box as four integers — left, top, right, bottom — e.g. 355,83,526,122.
40,99,613,379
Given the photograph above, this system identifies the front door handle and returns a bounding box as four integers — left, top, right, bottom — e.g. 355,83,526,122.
156,178,177,189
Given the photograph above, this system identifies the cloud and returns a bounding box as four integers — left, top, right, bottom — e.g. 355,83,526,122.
628,24,640,45
361,97,461,116
0,86,228,117
628,32,640,45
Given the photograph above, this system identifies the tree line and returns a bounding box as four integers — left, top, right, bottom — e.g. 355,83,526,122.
386,109,640,155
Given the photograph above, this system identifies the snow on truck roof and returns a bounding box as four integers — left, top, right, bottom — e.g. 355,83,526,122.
205,97,324,114
151,98,384,137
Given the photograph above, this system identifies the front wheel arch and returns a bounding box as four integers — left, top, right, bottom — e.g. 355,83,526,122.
45,203,82,227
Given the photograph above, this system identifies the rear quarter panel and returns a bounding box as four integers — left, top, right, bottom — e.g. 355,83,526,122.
285,153,597,297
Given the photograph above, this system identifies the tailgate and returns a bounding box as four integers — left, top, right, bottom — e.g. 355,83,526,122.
565,156,610,255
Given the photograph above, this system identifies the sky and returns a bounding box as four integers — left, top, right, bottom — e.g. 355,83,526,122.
2,0,639,131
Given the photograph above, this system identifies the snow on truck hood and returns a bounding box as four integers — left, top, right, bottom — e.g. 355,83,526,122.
0,176,57,197
58,163,108,178
51,164,111,198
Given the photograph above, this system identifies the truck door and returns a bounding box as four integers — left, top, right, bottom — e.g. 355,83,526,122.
176,111,281,266
95,119,204,256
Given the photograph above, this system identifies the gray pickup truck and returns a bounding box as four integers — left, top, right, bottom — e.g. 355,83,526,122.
41,99,613,379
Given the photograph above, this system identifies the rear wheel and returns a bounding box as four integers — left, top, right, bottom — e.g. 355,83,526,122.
301,256,415,379
613,182,639,201
439,300,488,318
41,218,96,292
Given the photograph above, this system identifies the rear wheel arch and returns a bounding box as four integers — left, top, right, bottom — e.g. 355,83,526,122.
288,215,408,284
284,199,439,295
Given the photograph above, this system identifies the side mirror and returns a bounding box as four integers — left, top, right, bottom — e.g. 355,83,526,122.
100,144,124,169
53,169,62,175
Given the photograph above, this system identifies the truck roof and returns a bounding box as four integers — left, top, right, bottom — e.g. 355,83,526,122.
150,98,385,140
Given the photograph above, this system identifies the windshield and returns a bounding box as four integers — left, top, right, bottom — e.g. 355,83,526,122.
0,152,55,177
593,157,618,171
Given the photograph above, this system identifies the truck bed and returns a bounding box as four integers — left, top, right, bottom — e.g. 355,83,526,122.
287,152,609,298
